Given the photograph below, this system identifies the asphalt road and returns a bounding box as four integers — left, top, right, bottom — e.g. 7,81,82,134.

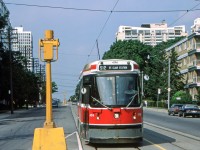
143,108,200,138
0,105,78,150
0,105,200,150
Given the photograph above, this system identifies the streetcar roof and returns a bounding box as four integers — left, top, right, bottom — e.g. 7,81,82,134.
79,59,139,78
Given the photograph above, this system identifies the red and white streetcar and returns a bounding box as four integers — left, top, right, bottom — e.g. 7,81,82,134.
77,59,143,143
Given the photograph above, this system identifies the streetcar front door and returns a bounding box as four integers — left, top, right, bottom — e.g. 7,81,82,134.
82,86,90,140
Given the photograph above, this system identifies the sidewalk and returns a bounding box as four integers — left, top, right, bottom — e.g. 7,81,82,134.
0,108,33,120
143,106,168,113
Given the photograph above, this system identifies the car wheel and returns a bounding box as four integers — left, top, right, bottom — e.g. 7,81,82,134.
168,112,171,115
178,113,181,117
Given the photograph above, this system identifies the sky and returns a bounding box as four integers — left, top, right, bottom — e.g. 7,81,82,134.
3,0,200,101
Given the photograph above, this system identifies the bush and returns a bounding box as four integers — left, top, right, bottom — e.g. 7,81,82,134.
171,90,192,105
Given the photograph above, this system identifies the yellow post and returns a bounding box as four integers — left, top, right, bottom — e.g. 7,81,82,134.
44,61,55,128
32,30,67,150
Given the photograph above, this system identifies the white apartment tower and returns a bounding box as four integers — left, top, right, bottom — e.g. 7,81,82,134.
13,26,33,71
191,18,200,33
116,21,187,46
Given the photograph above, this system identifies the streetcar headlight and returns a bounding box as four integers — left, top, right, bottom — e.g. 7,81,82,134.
133,112,136,120
114,113,120,119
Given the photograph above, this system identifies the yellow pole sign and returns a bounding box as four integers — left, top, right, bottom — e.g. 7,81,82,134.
32,30,67,150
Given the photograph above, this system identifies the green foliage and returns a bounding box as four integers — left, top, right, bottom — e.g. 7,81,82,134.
103,40,152,71
0,14,8,29
171,90,192,104
40,81,58,103
0,50,41,108
102,37,186,102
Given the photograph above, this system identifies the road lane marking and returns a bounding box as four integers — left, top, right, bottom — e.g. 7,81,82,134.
65,131,83,150
144,138,167,150
76,131,83,150
65,131,76,139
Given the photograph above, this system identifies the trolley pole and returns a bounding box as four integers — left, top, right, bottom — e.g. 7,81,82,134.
32,30,67,150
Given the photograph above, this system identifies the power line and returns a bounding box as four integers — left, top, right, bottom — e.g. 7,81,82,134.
4,2,109,12
5,2,200,13
52,72,79,77
86,0,120,62
169,2,200,26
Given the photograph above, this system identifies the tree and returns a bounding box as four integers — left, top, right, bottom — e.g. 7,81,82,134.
102,37,185,102
169,49,184,97
0,13,8,29
194,87,200,105
0,12,41,109
103,40,152,71
40,81,58,103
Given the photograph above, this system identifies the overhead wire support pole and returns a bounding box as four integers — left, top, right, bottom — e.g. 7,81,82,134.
167,58,171,110
86,0,120,62
1,27,18,114
8,27,14,114
96,39,100,60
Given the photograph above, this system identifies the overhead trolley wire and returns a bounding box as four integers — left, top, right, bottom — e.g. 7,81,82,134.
4,2,109,12
5,2,200,13
86,0,120,63
169,2,200,26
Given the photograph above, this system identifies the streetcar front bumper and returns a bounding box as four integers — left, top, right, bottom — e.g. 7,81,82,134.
88,124,143,144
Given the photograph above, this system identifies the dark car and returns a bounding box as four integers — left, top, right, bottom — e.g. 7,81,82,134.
72,100,77,105
178,104,200,118
168,104,183,116
52,100,58,108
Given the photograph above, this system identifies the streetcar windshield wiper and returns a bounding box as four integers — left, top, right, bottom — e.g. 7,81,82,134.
91,96,112,110
126,92,138,108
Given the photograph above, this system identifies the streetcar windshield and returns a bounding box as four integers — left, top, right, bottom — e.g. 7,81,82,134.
90,74,141,107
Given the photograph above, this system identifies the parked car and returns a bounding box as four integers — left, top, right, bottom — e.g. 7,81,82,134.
168,104,183,116
178,104,200,118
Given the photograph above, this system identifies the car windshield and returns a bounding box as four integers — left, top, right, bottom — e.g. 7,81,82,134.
90,74,141,107
185,105,198,109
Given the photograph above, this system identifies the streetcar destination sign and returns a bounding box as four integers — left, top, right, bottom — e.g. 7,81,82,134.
99,65,131,71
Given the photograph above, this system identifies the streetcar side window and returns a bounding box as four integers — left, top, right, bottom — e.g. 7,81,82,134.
82,86,90,104
82,75,93,104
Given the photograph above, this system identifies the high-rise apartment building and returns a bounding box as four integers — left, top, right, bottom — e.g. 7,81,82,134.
166,18,200,99
13,26,33,71
116,21,187,46
191,18,200,33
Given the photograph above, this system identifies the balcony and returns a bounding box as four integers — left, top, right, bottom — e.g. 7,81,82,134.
193,76,200,83
187,76,200,88
188,43,200,55
188,60,200,71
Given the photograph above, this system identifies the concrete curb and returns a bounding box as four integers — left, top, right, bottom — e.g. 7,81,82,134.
143,107,168,113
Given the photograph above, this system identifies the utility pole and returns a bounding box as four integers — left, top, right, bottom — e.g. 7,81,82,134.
96,39,100,60
32,58,39,73
8,27,14,114
167,58,171,110
2,27,18,114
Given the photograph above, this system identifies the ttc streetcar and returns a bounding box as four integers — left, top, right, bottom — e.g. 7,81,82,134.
77,59,143,143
